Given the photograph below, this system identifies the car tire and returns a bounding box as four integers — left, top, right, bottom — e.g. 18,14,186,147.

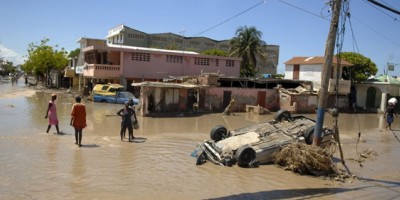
210,125,229,142
235,145,256,167
101,100,107,103
274,109,291,121
304,126,315,144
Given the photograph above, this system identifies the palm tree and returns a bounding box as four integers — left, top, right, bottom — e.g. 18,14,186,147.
229,26,267,77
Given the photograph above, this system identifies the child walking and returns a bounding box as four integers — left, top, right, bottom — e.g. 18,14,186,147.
45,94,60,134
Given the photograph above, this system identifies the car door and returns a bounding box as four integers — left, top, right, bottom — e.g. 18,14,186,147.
115,93,124,104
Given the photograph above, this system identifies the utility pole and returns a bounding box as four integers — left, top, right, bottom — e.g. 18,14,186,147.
313,0,342,146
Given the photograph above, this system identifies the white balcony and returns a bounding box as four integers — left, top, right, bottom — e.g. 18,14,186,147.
83,64,121,78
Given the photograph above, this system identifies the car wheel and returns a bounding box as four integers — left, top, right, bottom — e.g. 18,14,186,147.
101,100,107,103
235,145,256,167
304,126,315,144
210,125,229,142
274,109,291,121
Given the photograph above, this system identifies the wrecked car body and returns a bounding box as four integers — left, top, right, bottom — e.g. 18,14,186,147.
191,110,333,167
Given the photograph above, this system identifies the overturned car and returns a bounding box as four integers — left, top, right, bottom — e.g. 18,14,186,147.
191,110,333,167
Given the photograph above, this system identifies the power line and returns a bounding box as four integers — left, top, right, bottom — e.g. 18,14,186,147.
366,0,400,15
352,15,400,47
362,0,399,22
348,15,360,53
278,0,330,21
276,0,399,51
192,0,266,37
380,0,397,10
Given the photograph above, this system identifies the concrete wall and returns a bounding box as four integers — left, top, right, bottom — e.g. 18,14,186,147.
204,87,280,112
120,50,240,80
285,64,343,90
280,92,318,113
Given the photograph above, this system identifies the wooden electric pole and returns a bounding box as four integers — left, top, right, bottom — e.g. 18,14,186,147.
313,0,342,146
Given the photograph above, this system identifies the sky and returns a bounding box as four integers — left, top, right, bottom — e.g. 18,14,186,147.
0,0,399,76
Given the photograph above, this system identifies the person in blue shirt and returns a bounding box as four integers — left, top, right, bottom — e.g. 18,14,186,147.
384,102,398,130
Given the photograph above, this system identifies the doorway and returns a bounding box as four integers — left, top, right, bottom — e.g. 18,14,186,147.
366,87,376,108
257,91,266,107
222,91,232,109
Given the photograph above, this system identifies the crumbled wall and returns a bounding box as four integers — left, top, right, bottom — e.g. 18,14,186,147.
204,87,280,112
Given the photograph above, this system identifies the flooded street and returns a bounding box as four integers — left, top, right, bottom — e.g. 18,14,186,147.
1,81,399,200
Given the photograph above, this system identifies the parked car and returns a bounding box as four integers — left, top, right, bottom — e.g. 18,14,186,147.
93,91,139,104
191,110,334,167
92,83,125,96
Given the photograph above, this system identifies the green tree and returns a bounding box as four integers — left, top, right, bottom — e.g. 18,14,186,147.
68,48,80,58
229,26,267,77
22,38,68,78
202,49,228,57
1,61,16,74
337,52,378,83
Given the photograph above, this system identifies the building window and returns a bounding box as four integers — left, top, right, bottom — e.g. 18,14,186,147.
219,44,230,49
128,34,145,40
131,53,150,62
226,59,235,67
175,39,183,43
205,42,215,47
195,57,210,66
190,41,200,46
152,36,167,42
166,55,183,63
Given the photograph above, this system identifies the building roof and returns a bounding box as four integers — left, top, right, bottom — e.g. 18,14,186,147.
362,75,400,85
131,81,208,89
106,43,200,55
284,56,353,66
218,77,312,84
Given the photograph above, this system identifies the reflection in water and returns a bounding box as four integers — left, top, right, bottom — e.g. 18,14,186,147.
0,82,400,199
71,150,86,190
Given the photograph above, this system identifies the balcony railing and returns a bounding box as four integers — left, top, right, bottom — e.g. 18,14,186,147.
83,64,121,78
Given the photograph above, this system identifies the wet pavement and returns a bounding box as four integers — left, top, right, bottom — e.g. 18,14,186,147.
0,81,399,199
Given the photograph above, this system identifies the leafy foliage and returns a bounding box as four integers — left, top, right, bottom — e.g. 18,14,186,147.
68,48,80,58
201,49,228,57
1,61,17,74
229,26,267,77
337,52,378,83
272,74,285,79
22,38,68,76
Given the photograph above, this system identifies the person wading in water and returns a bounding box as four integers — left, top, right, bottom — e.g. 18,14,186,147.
45,94,60,134
70,96,87,147
117,101,136,142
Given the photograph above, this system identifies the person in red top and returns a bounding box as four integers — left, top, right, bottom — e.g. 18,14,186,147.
70,96,87,147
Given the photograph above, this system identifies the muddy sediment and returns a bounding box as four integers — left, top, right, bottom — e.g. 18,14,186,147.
0,81,400,199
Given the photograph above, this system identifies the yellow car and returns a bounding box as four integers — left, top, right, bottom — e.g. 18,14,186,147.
92,83,124,96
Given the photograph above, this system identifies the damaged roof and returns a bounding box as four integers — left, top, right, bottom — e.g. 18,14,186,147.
362,75,400,85
131,81,208,88
284,56,353,66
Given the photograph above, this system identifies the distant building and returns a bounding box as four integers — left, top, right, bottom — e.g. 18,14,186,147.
73,37,241,92
132,75,314,116
284,56,354,110
284,56,353,90
106,24,279,75
357,75,400,113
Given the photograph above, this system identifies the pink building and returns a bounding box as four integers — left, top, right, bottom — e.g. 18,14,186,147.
78,38,241,88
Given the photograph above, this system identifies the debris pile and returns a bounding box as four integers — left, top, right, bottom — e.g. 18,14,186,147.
275,143,337,176
279,84,317,95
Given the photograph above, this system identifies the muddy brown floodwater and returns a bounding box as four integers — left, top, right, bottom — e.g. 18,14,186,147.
0,81,399,200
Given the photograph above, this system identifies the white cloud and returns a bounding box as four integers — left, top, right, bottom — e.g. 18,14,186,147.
0,44,24,65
